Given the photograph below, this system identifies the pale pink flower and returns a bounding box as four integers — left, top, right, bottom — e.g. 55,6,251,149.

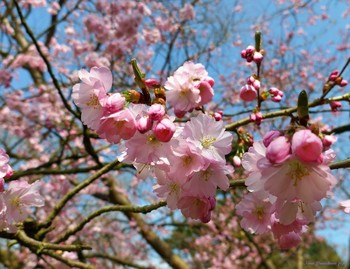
153,176,183,210
119,130,178,165
183,162,233,197
96,108,137,144
179,3,195,20
0,149,13,178
242,141,267,192
275,199,322,225
165,75,201,115
182,113,233,162
177,195,215,223
263,158,335,203
236,191,275,234
168,142,205,180
271,216,307,249
291,129,322,163
3,180,44,224
72,67,112,130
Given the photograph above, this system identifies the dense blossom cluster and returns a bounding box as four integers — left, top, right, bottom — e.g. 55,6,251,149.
237,128,337,249
0,149,44,232
73,63,232,222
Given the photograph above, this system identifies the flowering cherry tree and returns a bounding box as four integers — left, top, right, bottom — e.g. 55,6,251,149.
0,0,350,268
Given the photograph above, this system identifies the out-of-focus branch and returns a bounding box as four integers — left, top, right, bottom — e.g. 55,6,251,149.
54,201,166,244
105,178,190,269
84,253,151,269
40,249,95,269
13,0,79,118
37,159,121,234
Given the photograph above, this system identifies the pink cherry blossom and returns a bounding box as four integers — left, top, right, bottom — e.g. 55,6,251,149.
72,67,112,130
2,180,44,225
96,108,137,144
183,162,233,197
182,113,233,162
177,195,215,223
236,191,275,234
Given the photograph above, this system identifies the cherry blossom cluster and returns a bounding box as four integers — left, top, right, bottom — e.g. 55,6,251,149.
0,149,44,232
236,128,337,249
240,45,264,63
73,63,233,222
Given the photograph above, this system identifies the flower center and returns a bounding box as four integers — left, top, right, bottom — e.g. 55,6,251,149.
182,155,192,166
86,94,100,108
200,136,216,149
287,159,310,186
169,182,180,195
255,206,265,220
147,134,159,145
200,169,212,181
10,196,21,208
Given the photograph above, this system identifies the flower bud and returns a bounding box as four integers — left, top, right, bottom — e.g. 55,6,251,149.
253,52,264,63
240,85,257,102
263,130,282,147
340,79,348,87
148,103,165,121
153,118,176,142
145,78,161,89
137,116,152,134
266,136,291,163
330,101,341,112
233,156,242,167
292,129,323,162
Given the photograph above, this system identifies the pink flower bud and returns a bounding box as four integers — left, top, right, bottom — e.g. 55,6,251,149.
253,52,264,63
340,79,348,87
214,111,223,121
101,93,125,115
330,101,341,112
144,78,161,88
247,76,255,85
204,76,215,87
197,80,214,105
148,104,165,121
208,196,216,211
266,136,291,164
245,45,255,54
252,80,261,90
272,95,282,102
233,156,241,167
292,129,323,162
240,49,247,59
322,134,337,149
263,130,282,147
153,118,176,142
240,85,257,102
328,70,339,81
137,116,152,134
269,87,279,95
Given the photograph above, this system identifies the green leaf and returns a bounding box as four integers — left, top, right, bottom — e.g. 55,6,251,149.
297,90,309,125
